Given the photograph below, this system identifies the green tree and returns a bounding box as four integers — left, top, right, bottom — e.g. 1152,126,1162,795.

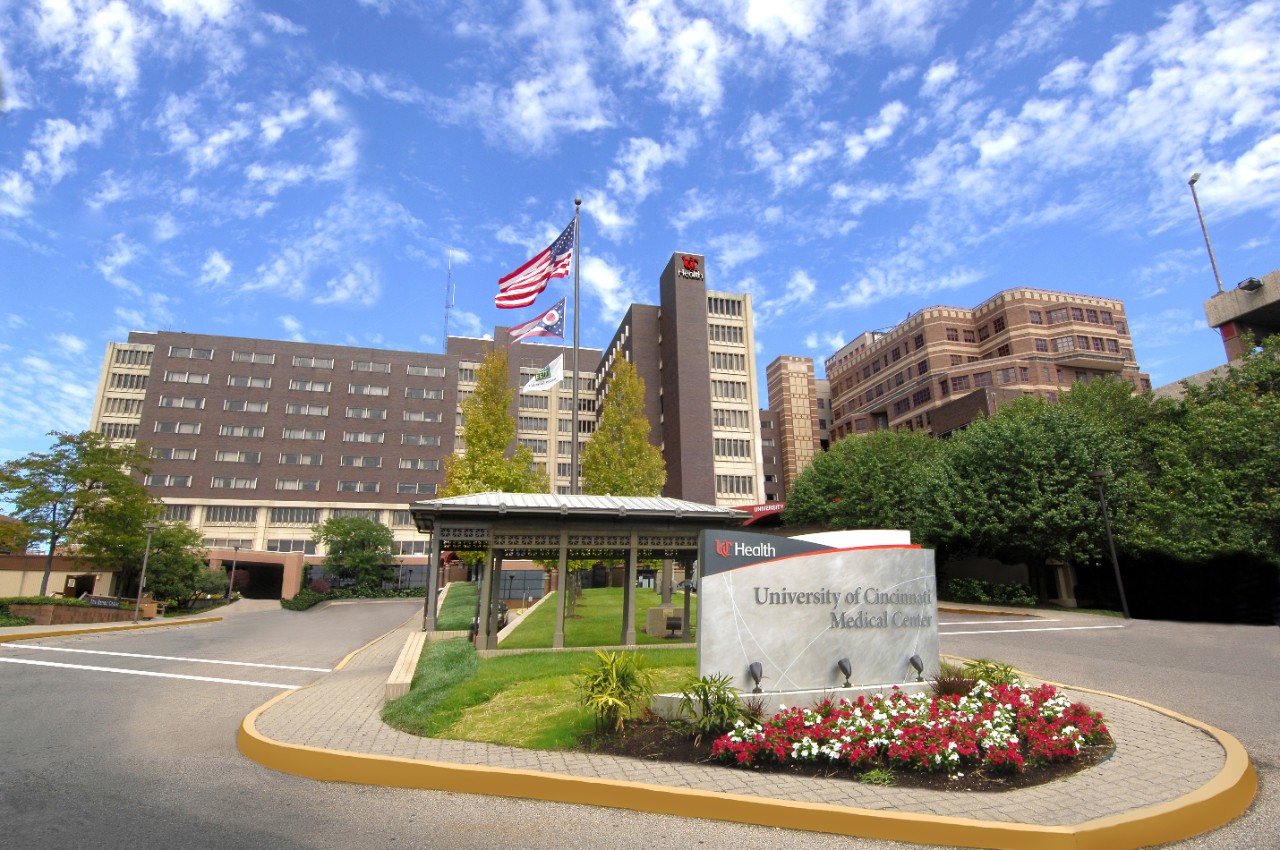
138,523,216,604
442,347,547,496
782,428,937,531
0,431,153,595
580,359,666,496
312,516,396,589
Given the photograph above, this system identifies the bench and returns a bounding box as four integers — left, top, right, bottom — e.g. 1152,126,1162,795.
384,631,428,701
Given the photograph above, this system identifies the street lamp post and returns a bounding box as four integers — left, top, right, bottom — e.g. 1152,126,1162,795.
133,522,158,624
226,544,239,600
1187,172,1224,294
1089,471,1132,620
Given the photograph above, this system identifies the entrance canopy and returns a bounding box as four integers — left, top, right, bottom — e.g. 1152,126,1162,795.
410,492,747,647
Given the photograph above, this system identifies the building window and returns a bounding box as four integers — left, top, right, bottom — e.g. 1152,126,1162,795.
996,367,1017,384
1076,335,1090,349
911,386,932,406
963,330,976,343
114,348,153,366
1053,336,1076,352
517,416,548,431
279,453,323,466
341,455,382,468
226,400,269,413
164,371,209,384
349,383,389,396
282,427,325,440
162,505,193,521
1029,310,1043,325
393,540,428,554
1019,367,1030,382
946,328,959,342
206,506,258,524
457,367,477,382
156,421,201,435
331,509,381,521
293,355,334,368
270,507,320,524
397,482,437,495
973,372,993,387
913,333,925,349
892,398,911,416
231,351,275,364
144,474,191,487
214,450,261,463
275,479,320,492
219,424,264,438
996,344,1011,357
891,346,901,362
1035,339,1048,352
345,407,387,420
406,387,444,400
152,447,197,460
1047,307,1069,324
714,475,754,495
407,364,446,377
351,360,391,373
289,379,331,392
343,431,385,443
391,511,413,526
978,325,990,341
158,395,205,409
1091,337,1105,352
1114,320,1128,335
993,316,1006,333
1100,311,1113,326
950,355,962,366
708,324,745,344
109,373,149,390
267,539,316,554
939,380,949,397
399,458,440,471
210,477,257,490
401,434,441,446
404,410,442,423
1071,307,1085,321
228,375,271,389
1107,339,1119,353
950,376,971,392
286,402,328,415
518,438,547,453
338,480,380,493
169,346,213,360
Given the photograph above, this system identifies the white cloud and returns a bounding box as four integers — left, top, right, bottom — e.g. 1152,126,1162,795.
671,190,713,232
804,331,845,352
615,0,731,117
96,233,143,294
153,214,179,241
0,171,35,217
846,101,907,162
32,0,150,97
709,232,763,272
839,0,952,54
449,310,485,338
919,59,958,96
740,113,838,191
278,314,305,341
741,0,824,47
313,261,381,306
200,250,232,286
22,112,112,185
50,333,87,355
261,12,305,35
580,255,639,325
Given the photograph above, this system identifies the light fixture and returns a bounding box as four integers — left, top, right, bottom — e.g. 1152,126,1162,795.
133,522,158,624
748,661,763,694
837,657,852,688
1089,471,1132,620
1187,171,1224,293
1237,277,1263,292
908,655,924,682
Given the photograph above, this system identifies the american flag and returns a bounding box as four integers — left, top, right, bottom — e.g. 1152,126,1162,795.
508,297,566,345
495,218,575,309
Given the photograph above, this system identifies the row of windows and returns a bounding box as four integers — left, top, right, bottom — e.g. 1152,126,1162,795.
169,505,418,527
715,474,755,495
153,422,443,446
519,394,549,410
151,448,441,470
707,296,743,317
710,351,747,371
114,348,153,365
712,408,754,429
109,372,148,390
103,397,143,415
713,438,752,458
709,324,744,344
711,380,749,400
168,347,449,376
144,476,440,494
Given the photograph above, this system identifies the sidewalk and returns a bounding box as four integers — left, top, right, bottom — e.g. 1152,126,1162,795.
239,616,1257,850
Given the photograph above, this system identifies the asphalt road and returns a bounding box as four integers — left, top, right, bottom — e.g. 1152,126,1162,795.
0,602,1273,850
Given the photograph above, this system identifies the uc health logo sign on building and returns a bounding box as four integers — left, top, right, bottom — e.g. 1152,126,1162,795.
697,529,940,695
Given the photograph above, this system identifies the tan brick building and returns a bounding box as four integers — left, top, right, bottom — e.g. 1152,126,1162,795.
825,289,1150,439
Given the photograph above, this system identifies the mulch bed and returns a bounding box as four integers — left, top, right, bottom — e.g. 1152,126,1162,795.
583,717,1115,793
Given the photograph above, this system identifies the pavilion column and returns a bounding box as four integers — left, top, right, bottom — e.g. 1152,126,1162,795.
622,530,638,646
476,546,493,649
422,529,440,632
660,558,673,605
487,551,504,650
681,556,693,642
553,529,568,649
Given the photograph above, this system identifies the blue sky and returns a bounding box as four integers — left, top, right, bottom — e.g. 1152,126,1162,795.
2,0,1279,463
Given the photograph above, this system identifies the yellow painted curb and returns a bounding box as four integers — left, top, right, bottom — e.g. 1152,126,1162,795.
0,616,222,643
238,657,1256,850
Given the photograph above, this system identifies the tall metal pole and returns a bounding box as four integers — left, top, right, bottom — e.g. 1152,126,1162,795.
1187,173,1224,294
133,522,158,623
1090,471,1131,620
226,544,239,600
570,197,582,495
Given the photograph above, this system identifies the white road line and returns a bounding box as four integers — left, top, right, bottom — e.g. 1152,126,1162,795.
3,644,330,672
940,625,1126,636
0,656,301,688
940,619,1062,626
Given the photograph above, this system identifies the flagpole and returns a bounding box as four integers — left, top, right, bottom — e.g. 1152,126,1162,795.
570,197,582,495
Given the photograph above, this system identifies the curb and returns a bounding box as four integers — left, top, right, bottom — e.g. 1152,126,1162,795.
0,616,222,643
238,635,1256,850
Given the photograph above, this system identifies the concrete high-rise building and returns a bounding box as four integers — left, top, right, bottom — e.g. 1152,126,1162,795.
825,289,1149,439
597,252,764,507
1203,266,1280,361
765,355,821,499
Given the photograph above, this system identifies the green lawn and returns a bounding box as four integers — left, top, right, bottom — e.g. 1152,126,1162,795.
436,581,479,630
381,637,695,748
499,586,698,649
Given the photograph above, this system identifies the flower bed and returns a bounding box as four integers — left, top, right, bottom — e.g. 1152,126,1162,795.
712,682,1106,777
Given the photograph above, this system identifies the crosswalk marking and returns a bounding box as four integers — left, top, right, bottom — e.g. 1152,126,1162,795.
0,656,302,688
3,644,330,672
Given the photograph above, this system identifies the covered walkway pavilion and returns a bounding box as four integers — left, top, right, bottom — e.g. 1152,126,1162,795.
410,493,747,648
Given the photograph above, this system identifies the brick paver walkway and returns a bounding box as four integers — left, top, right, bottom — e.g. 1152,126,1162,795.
253,618,1228,826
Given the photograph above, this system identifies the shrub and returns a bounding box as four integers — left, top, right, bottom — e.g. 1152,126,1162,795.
280,589,326,611
309,578,330,594
677,674,748,743
280,585,426,611
930,660,977,698
577,650,656,735
942,577,1037,606
963,658,1022,687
